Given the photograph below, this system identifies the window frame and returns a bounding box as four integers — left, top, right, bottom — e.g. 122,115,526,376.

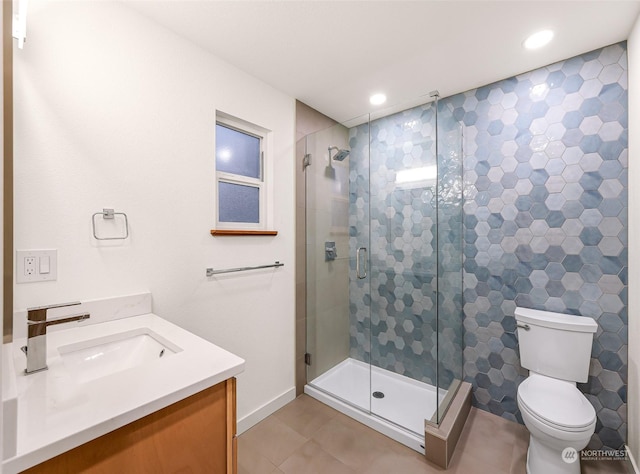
214,113,267,231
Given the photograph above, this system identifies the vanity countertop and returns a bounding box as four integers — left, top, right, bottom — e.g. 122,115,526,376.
2,313,245,474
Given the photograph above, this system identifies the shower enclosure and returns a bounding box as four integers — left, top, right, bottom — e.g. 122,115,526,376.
304,95,463,452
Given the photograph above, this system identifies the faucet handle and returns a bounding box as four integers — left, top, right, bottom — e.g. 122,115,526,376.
27,313,90,326
27,301,81,312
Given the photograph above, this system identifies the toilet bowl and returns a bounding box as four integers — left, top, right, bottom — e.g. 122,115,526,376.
517,374,596,474
514,307,598,474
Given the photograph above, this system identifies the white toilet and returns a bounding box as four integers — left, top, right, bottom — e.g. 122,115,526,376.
515,307,598,474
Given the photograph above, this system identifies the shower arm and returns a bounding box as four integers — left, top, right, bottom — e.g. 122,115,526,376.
328,146,338,163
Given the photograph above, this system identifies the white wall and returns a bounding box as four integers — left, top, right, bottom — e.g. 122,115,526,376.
628,12,640,467
13,0,296,426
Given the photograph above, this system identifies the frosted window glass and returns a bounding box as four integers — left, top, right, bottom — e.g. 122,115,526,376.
219,182,260,223
216,124,261,179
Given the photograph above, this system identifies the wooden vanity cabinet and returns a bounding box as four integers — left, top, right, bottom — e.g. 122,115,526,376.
23,378,238,474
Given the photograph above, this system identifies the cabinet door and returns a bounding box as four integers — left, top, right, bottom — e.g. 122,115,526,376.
24,379,237,474
226,377,238,473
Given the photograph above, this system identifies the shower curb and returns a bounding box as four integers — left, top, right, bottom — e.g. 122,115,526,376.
424,381,472,469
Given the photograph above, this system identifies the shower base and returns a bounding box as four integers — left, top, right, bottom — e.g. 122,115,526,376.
305,358,446,453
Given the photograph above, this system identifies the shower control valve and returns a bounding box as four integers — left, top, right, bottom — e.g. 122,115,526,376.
325,242,337,261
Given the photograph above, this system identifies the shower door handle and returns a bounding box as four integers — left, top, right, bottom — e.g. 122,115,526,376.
356,247,368,279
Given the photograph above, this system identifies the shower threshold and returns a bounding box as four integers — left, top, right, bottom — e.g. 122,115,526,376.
305,358,446,454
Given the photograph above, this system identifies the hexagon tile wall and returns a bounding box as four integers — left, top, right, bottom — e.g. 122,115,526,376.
348,104,464,390
458,42,627,451
348,42,628,450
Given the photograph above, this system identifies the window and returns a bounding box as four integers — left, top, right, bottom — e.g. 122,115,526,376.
214,114,267,231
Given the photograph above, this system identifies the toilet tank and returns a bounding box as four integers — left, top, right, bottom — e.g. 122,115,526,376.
515,307,597,383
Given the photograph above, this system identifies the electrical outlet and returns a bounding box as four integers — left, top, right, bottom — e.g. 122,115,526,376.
16,250,57,283
24,257,36,276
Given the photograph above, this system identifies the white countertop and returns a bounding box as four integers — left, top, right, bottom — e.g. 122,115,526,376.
3,313,245,473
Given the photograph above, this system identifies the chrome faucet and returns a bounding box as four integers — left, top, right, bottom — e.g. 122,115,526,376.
23,301,90,374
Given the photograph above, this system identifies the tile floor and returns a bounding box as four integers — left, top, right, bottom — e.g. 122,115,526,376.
238,394,630,474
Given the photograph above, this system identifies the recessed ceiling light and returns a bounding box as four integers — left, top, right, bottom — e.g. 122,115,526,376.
370,93,387,106
523,30,554,50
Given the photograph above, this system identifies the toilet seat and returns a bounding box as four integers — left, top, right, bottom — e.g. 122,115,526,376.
518,374,596,432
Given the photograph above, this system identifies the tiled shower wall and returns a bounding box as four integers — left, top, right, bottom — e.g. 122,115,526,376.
295,101,338,394
348,42,628,450
459,43,628,450
306,124,351,380
348,104,464,390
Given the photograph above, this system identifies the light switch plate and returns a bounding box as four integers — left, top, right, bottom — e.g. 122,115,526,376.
16,250,57,283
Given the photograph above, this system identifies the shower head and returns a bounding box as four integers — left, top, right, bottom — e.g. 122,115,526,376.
328,146,350,161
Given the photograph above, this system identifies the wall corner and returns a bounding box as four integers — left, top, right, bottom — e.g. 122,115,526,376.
626,11,640,467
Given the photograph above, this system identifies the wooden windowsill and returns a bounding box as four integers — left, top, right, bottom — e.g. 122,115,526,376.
210,230,278,236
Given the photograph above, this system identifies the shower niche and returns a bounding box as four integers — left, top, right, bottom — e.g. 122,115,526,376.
303,95,467,459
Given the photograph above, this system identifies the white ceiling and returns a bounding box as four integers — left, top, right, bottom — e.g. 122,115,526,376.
125,1,640,123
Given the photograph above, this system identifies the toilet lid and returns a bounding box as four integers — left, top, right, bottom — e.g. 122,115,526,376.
518,375,596,430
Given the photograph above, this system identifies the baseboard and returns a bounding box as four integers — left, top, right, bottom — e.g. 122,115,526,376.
236,387,296,435
627,445,640,474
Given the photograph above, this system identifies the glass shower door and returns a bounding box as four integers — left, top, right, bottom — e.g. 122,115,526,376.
305,118,371,412
305,101,463,438
366,104,440,435
435,101,464,424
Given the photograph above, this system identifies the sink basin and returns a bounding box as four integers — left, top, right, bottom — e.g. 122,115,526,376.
58,328,183,383
5,306,245,474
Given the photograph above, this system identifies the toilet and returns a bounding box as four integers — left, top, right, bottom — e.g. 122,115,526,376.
515,307,598,474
